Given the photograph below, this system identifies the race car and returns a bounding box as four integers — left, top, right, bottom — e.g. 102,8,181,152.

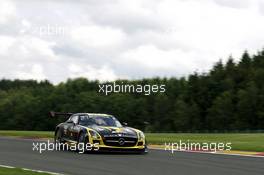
51,112,147,153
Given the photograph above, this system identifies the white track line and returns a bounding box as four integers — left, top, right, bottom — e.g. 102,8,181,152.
0,165,15,168
0,164,65,175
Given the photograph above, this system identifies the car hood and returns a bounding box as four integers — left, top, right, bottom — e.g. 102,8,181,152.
89,125,138,138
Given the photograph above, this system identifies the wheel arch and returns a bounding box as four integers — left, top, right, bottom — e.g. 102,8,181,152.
78,128,89,140
55,126,60,136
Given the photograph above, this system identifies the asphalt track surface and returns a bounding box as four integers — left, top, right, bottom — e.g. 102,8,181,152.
0,137,263,175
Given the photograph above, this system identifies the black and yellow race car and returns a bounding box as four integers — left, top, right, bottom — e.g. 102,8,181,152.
51,112,147,153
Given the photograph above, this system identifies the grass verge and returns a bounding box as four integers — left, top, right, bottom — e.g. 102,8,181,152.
147,133,264,152
0,167,53,175
0,130,53,138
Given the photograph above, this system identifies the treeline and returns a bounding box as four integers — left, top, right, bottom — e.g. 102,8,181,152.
0,50,264,132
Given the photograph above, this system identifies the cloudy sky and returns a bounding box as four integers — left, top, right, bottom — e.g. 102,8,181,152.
1,0,264,83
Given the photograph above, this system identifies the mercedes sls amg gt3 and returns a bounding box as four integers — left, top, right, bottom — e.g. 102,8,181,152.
51,112,147,153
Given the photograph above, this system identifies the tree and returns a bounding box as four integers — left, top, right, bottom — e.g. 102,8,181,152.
207,91,235,131
0,49,264,131
236,82,258,130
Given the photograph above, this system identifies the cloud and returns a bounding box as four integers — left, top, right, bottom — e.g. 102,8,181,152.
259,1,264,15
213,0,251,9
68,63,118,82
0,36,15,55
0,0,16,24
82,0,165,34
14,64,47,81
70,25,126,48
0,0,264,83
120,45,197,74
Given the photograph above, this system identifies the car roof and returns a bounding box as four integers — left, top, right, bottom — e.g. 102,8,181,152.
74,113,113,117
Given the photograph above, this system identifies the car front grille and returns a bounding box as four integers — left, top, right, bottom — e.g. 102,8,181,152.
103,136,138,147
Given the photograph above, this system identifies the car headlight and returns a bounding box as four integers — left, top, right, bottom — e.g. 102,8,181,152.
138,131,145,140
89,130,100,139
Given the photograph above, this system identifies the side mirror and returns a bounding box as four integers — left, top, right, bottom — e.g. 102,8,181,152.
122,122,128,126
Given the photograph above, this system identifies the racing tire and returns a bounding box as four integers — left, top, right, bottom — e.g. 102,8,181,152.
54,129,66,151
77,132,91,153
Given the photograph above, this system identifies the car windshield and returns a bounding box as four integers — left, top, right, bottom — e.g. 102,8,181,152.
79,115,122,127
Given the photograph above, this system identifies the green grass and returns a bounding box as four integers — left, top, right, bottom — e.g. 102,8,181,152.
0,130,263,152
0,167,52,175
0,130,53,138
146,133,264,152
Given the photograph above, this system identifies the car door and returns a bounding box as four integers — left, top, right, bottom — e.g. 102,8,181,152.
68,115,79,141
62,115,76,140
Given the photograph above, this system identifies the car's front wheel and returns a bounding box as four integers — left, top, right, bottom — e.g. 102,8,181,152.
77,132,90,153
